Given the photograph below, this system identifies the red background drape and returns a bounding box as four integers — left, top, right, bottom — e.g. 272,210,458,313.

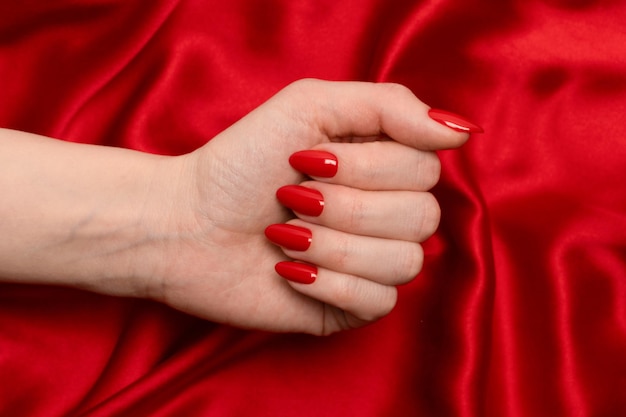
1,1,625,416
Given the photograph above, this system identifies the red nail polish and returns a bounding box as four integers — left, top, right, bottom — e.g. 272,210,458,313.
289,150,338,178
428,109,484,133
276,185,324,217
275,261,317,284
265,224,312,251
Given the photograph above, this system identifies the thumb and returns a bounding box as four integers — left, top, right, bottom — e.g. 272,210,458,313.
272,79,482,151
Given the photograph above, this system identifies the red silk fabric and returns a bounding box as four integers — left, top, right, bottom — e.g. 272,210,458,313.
1,1,625,416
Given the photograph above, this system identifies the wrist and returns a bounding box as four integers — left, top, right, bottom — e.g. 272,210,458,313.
72,152,197,301
0,129,192,300
117,153,197,301
38,150,180,299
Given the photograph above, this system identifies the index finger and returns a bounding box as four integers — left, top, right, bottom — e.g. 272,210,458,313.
289,141,441,191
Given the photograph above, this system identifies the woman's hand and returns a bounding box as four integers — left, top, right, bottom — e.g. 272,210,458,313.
146,80,475,334
0,79,476,335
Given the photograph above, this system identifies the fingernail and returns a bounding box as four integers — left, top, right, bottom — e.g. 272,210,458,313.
264,224,312,251
428,108,484,133
276,185,324,217
275,261,317,284
289,150,338,178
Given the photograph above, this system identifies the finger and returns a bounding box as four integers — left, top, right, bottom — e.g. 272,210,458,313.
264,221,424,285
274,261,398,326
277,182,441,242
289,141,440,191
274,79,481,151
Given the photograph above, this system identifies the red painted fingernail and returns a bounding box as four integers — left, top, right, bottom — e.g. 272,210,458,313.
276,185,324,217
428,109,484,133
289,150,338,178
264,224,312,251
275,261,317,284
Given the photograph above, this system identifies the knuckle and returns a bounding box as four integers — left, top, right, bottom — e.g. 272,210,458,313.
418,152,442,190
329,233,352,270
375,287,398,319
403,150,441,191
378,82,415,100
356,142,386,185
279,79,323,114
285,78,319,94
405,192,441,242
393,242,424,283
360,287,398,322
416,193,441,240
274,79,321,127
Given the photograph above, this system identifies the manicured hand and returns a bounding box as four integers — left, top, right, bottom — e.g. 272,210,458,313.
149,80,480,334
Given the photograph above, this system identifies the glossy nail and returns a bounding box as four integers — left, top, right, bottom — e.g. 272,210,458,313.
276,185,324,217
264,224,312,251
428,108,484,133
289,150,338,178
275,261,317,284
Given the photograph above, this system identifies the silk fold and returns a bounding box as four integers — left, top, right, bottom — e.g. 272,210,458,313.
1,1,624,416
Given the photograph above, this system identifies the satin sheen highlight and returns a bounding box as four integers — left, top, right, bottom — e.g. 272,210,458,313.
1,1,625,417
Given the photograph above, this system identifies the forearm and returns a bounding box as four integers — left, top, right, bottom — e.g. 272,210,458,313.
0,128,178,297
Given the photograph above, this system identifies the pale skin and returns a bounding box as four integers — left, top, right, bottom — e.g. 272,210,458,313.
0,80,469,335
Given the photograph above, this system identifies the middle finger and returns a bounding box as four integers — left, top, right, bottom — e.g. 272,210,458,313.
276,181,441,242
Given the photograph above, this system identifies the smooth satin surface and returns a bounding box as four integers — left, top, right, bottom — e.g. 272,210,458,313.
1,1,625,416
